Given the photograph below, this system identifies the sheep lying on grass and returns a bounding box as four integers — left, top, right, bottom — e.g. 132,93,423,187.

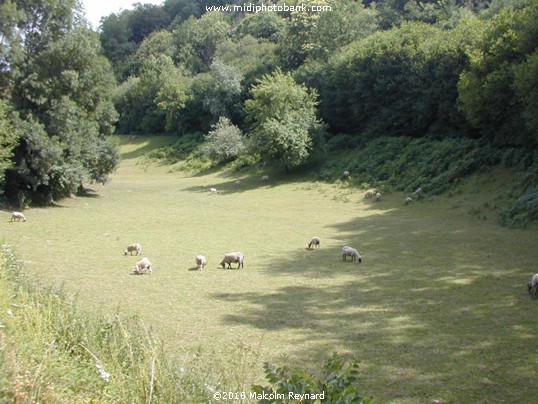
11,212,26,222
220,252,244,269
133,257,153,274
195,255,207,270
528,273,538,296
342,246,362,263
308,236,321,249
364,190,376,199
124,243,142,256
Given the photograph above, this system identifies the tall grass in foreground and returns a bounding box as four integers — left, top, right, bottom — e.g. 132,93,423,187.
0,244,258,403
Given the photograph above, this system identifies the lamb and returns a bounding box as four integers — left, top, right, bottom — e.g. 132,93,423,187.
375,192,382,202
528,273,538,296
195,255,207,270
261,175,269,182
342,246,362,263
133,257,153,274
124,243,142,256
220,252,244,269
11,211,26,222
308,236,321,249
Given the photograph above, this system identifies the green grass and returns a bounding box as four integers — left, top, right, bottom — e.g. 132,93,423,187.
3,135,538,403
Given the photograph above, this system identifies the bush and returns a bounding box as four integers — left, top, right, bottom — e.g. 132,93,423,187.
202,117,246,164
252,352,371,403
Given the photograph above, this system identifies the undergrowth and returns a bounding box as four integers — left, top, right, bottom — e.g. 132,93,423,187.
0,244,254,403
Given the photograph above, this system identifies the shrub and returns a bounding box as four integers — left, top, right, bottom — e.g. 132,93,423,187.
252,352,371,403
202,117,246,164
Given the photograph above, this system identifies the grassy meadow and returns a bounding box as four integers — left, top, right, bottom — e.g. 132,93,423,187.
3,136,538,403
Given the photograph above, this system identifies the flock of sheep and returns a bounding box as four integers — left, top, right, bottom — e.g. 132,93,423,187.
123,242,245,275
123,236,361,276
7,176,536,294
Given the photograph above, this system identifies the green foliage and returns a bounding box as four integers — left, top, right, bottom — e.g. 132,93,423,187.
203,117,246,163
498,185,538,227
0,244,249,403
235,11,287,43
321,136,501,194
457,2,538,146
252,352,371,403
173,11,232,72
321,21,468,136
0,100,19,192
246,69,324,170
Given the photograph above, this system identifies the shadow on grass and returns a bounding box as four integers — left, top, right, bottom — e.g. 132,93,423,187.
209,207,538,402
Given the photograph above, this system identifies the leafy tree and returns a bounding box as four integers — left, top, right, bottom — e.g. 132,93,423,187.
235,11,287,43
114,54,182,134
202,117,246,163
320,21,468,137
215,36,279,89
0,100,19,192
202,59,243,119
173,11,232,72
246,69,323,171
1,0,119,205
458,2,538,146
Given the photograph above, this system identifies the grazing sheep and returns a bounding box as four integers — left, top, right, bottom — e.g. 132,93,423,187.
195,255,207,270
413,187,423,195
261,175,269,182
405,196,413,204
343,170,350,178
220,252,244,269
133,257,153,274
375,192,382,202
11,211,26,222
342,246,362,263
209,187,219,194
234,180,242,188
308,236,321,249
528,273,538,296
364,190,376,199
124,243,142,256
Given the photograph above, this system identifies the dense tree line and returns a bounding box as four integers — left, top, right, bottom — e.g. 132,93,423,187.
0,0,119,205
0,0,537,205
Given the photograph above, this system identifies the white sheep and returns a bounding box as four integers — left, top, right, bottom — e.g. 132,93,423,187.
364,190,376,199
528,273,538,296
234,180,242,188
343,170,350,178
220,252,244,269
209,187,219,194
261,175,269,182
342,246,362,263
413,187,423,195
11,211,26,222
124,243,142,256
195,255,207,270
405,196,413,204
375,192,382,202
133,257,153,274
308,236,321,249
